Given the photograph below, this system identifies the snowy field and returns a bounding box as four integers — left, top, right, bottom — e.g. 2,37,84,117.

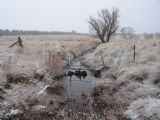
0,35,99,119
82,38,160,119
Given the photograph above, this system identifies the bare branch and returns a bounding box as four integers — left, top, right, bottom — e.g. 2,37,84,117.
89,8,119,43
120,27,135,39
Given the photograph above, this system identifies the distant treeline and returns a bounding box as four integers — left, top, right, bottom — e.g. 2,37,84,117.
0,29,87,36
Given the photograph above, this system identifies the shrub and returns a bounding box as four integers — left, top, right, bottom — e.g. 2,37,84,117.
6,73,30,84
148,64,160,87
18,107,57,120
46,83,64,95
0,104,26,119
47,51,64,78
34,69,45,81
25,97,40,107
103,67,121,80
0,88,5,102
91,81,126,119
119,65,149,83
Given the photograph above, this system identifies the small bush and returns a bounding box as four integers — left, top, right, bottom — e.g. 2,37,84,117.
92,85,106,98
148,65,160,87
119,65,149,83
91,81,126,119
25,97,40,107
34,69,45,81
0,87,6,94
46,83,64,95
0,87,5,102
103,68,119,80
6,73,30,83
19,107,57,120
0,104,26,119
3,83,11,89
47,51,64,78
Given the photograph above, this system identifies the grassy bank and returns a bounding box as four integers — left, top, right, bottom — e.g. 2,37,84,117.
82,38,160,119
0,35,100,119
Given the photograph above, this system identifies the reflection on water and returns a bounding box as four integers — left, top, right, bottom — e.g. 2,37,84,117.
63,60,93,112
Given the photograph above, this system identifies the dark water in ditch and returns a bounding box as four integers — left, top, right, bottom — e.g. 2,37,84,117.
63,59,93,112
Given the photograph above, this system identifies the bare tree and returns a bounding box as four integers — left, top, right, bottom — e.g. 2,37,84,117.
120,27,135,39
89,8,119,43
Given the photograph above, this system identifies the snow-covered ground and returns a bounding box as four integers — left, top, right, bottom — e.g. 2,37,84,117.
0,35,99,119
82,38,160,119
1,35,160,119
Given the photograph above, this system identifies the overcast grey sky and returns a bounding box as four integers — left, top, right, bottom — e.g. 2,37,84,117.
0,0,160,33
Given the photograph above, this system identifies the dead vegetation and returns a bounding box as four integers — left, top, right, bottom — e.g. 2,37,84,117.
148,64,160,87
7,73,30,84
46,83,64,95
0,35,99,119
91,80,127,120
0,87,5,102
1,35,160,119
34,69,45,81
47,51,65,78
82,38,160,119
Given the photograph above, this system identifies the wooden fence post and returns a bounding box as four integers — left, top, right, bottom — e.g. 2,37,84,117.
68,57,71,70
9,37,23,48
133,45,136,62
44,40,46,63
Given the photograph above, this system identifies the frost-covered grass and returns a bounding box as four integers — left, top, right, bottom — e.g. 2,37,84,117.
0,35,99,77
0,35,99,119
82,38,160,119
125,98,160,120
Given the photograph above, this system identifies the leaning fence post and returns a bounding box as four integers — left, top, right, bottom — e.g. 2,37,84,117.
133,45,136,62
9,37,23,48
